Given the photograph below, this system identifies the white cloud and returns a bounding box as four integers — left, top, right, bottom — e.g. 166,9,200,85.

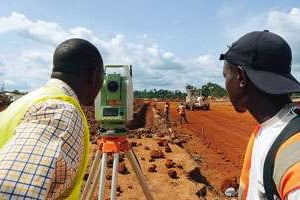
225,8,300,78
267,8,300,64
69,27,102,45
0,12,68,45
2,8,300,93
0,49,52,91
0,12,224,92
195,55,216,66
163,52,174,60
0,12,224,91
22,50,51,64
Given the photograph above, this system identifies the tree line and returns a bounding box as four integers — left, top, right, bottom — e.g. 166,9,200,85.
134,89,186,100
134,82,228,99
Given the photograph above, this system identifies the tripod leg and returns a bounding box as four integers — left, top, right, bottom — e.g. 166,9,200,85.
126,150,155,200
110,153,119,200
98,153,108,200
81,150,102,200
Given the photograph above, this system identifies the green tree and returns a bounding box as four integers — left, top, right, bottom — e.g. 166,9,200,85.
202,82,227,97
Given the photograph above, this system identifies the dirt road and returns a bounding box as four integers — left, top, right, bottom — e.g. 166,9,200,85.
168,102,256,190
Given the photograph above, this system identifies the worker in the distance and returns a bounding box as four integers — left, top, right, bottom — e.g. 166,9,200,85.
0,38,104,199
177,102,188,125
164,102,170,123
220,30,300,199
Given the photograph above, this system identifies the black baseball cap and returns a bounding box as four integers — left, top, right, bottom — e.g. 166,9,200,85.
220,30,300,94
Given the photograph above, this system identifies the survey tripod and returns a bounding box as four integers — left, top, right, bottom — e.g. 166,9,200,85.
81,129,154,200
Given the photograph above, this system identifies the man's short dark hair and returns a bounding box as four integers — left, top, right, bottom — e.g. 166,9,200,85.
53,38,103,73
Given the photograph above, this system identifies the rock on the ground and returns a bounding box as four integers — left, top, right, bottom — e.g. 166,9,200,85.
157,139,167,147
118,163,128,174
220,176,239,194
117,185,122,193
195,185,207,198
144,146,150,150
176,162,184,169
106,172,112,180
165,159,175,168
187,167,210,185
173,139,185,148
168,169,178,179
148,164,157,172
150,149,164,159
130,141,138,147
165,144,172,153
156,132,165,137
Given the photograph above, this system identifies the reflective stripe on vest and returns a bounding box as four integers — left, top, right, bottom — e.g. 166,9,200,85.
0,86,90,199
239,125,300,199
274,132,300,199
238,183,245,200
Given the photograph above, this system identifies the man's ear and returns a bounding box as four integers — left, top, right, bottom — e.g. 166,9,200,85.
236,66,247,88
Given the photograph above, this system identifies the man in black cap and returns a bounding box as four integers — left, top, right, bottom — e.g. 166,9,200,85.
220,30,300,200
0,38,104,199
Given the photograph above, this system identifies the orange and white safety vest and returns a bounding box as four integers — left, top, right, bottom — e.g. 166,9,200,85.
178,105,185,115
239,103,300,200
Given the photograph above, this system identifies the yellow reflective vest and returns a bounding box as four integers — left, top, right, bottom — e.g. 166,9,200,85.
0,85,90,199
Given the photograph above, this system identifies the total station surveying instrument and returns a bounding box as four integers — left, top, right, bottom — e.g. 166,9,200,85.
81,65,154,200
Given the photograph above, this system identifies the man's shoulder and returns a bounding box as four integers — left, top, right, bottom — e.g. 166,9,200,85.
24,98,81,119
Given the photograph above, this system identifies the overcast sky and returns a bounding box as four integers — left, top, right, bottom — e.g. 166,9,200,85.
0,0,300,91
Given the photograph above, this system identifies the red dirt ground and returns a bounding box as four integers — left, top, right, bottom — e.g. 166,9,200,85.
168,101,256,189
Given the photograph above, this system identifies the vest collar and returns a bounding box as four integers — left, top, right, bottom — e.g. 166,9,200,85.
260,102,298,129
46,79,79,102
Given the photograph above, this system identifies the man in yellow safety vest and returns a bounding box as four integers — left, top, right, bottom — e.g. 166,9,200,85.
0,38,104,199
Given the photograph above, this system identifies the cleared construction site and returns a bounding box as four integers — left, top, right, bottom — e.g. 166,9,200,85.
79,99,256,199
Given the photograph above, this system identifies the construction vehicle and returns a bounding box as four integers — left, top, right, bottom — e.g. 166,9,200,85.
185,87,210,111
0,93,11,109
